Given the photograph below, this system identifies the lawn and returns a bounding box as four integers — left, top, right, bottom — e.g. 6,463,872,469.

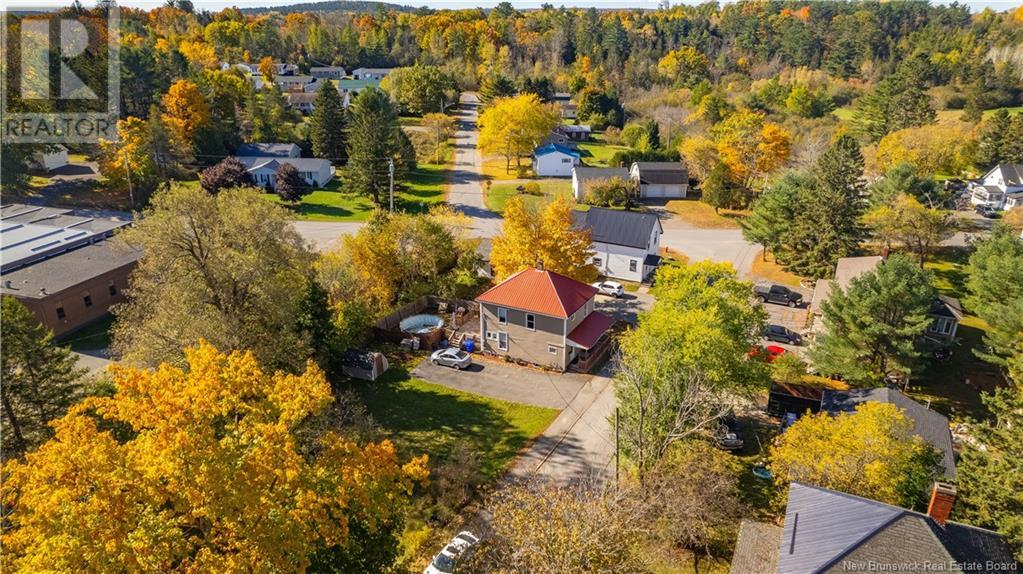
577,134,630,168
749,250,808,286
485,179,575,213
353,368,558,478
665,199,745,229
263,163,449,221
832,105,1023,124
60,314,116,352
481,156,534,181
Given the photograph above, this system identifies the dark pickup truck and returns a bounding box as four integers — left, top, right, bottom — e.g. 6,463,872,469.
754,284,803,307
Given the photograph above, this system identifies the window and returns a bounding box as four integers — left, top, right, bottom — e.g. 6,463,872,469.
108,281,117,296
629,259,638,272
548,345,558,355
83,294,93,308
941,319,952,335
562,158,571,164
498,332,508,351
497,308,508,324
486,331,499,341
593,257,602,268
525,313,535,330
56,306,66,320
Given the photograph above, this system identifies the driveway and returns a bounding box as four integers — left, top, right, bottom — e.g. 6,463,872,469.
446,92,502,238
291,220,365,251
594,291,653,324
762,301,811,357
411,357,591,409
510,376,616,485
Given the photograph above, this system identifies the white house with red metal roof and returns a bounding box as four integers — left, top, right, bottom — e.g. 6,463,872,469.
475,266,616,371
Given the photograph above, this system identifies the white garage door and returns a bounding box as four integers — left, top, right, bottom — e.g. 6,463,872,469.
644,184,666,198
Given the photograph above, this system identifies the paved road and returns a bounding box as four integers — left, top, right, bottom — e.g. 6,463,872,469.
594,291,654,324
291,220,365,251
446,92,502,238
411,357,591,409
510,376,616,485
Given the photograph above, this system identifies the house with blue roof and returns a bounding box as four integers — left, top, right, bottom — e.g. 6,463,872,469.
532,143,581,177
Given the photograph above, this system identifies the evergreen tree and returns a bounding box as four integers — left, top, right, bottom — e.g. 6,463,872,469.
309,81,346,162
1,296,86,458
965,225,1023,374
810,254,936,385
869,162,944,209
741,170,806,261
852,77,936,142
344,88,404,205
478,74,516,106
976,110,1023,168
785,135,866,278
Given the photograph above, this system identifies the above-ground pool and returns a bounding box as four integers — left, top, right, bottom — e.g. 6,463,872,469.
400,314,444,334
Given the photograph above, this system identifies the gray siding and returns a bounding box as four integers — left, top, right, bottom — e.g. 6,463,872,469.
480,302,567,369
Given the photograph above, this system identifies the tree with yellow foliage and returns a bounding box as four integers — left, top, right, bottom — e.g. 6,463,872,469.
490,195,596,283
709,109,791,189
258,55,277,83
98,116,156,201
161,79,211,148
656,46,709,88
477,93,560,173
770,402,943,507
872,122,977,177
0,341,429,573
178,40,219,69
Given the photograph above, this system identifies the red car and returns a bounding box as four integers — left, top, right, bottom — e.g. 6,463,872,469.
750,345,788,363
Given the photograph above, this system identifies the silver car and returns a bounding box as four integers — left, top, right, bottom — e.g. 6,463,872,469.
430,347,472,370
424,531,480,574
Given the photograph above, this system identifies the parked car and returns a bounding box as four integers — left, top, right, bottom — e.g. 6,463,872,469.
754,284,803,307
749,345,787,363
424,531,480,574
592,280,625,298
975,205,1000,219
430,347,473,370
765,324,802,345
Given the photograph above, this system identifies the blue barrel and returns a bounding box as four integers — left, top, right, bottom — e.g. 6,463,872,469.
464,339,475,353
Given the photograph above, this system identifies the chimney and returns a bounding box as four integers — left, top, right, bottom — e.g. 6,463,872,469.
927,482,957,525
535,257,545,271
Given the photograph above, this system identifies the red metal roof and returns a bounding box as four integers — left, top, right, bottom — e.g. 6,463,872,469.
476,268,597,318
567,311,616,349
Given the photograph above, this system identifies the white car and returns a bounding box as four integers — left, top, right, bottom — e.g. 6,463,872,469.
592,280,625,298
430,347,472,370
424,531,480,574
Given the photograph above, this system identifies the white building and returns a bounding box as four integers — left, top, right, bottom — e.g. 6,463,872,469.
236,143,302,158
630,162,688,198
970,164,1023,210
351,67,392,80
30,146,68,172
532,144,580,177
310,66,346,80
571,166,630,202
238,157,335,190
573,207,662,283
275,75,318,93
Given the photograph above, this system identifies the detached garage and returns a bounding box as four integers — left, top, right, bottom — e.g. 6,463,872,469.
630,161,688,199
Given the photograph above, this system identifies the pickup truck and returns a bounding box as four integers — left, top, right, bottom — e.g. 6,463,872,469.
754,284,803,307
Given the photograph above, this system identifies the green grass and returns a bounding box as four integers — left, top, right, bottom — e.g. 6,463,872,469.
60,314,115,352
577,134,631,168
485,180,575,213
263,163,449,221
354,368,558,478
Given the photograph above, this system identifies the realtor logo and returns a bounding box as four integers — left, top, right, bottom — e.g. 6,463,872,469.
2,5,119,143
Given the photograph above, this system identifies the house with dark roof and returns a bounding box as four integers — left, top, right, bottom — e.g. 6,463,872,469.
730,482,1017,574
630,161,688,198
236,156,335,190
571,166,631,201
970,164,1023,210
0,204,140,338
236,143,302,158
285,92,317,115
476,266,616,371
532,144,581,177
572,207,662,282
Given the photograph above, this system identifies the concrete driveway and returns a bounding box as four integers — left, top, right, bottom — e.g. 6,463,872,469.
510,376,616,485
594,290,653,324
411,357,591,409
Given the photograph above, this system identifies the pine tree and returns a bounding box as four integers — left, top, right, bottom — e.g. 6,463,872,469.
478,74,516,107
785,135,866,278
344,88,403,205
809,254,936,385
309,81,346,162
1,296,86,458
741,170,806,261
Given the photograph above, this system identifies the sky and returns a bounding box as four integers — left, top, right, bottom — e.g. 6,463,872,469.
5,0,1021,11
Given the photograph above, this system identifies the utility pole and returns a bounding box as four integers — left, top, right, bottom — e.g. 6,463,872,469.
615,407,620,489
388,158,395,212
124,160,135,212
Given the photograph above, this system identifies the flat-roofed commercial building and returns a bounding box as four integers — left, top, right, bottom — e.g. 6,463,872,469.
0,204,140,337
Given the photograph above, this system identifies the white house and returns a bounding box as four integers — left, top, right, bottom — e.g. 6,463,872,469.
630,162,688,198
573,207,662,283
970,164,1023,210
236,143,302,158
310,66,346,80
237,157,335,190
571,166,630,202
275,75,318,93
351,67,392,80
29,146,68,171
554,92,576,120
532,144,580,177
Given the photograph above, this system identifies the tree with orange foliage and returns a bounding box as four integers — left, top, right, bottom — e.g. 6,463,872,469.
161,79,210,148
0,341,429,573
709,109,791,189
259,55,277,83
